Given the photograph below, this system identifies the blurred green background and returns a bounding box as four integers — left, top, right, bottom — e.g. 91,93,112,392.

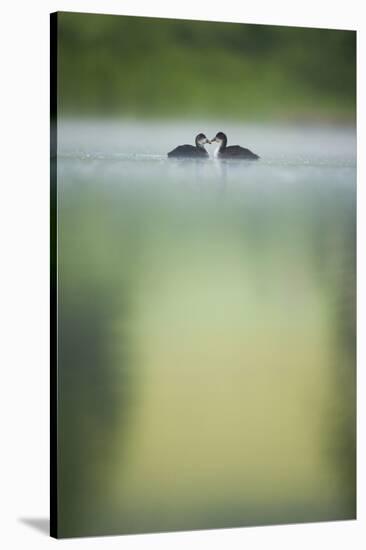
57,12,356,121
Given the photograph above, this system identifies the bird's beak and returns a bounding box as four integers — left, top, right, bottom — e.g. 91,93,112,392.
206,138,211,144
210,137,217,143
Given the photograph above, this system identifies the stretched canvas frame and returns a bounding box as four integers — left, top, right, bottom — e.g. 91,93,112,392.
50,11,356,539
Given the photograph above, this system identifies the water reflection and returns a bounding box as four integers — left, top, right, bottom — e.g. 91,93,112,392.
56,121,356,537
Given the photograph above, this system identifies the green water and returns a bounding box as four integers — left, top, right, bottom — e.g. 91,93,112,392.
56,121,356,537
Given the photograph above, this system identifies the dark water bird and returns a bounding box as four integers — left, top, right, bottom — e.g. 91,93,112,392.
168,133,210,158
211,132,259,160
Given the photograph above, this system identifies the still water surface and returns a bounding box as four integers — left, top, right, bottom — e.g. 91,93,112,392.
56,120,356,537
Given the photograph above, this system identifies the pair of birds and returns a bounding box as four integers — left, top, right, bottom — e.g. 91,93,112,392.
168,132,259,160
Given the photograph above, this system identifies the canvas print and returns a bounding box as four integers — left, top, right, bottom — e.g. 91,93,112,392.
50,11,356,538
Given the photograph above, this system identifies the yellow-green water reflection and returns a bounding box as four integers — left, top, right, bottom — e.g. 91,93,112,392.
56,122,356,537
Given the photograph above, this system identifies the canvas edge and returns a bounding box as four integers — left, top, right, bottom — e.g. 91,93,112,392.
50,10,58,540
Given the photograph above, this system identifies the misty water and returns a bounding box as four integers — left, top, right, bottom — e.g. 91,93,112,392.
56,120,356,537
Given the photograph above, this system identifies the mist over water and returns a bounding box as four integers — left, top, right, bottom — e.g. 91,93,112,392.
56,120,356,537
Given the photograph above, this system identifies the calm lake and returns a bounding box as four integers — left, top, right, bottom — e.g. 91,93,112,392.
56,120,356,537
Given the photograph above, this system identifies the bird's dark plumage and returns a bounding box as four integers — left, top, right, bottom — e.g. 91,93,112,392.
168,133,209,159
211,132,259,160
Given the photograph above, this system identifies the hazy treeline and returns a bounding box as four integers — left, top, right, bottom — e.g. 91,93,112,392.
57,12,356,121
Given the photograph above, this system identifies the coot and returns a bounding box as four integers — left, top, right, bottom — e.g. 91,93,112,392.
168,133,210,158
211,132,259,160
